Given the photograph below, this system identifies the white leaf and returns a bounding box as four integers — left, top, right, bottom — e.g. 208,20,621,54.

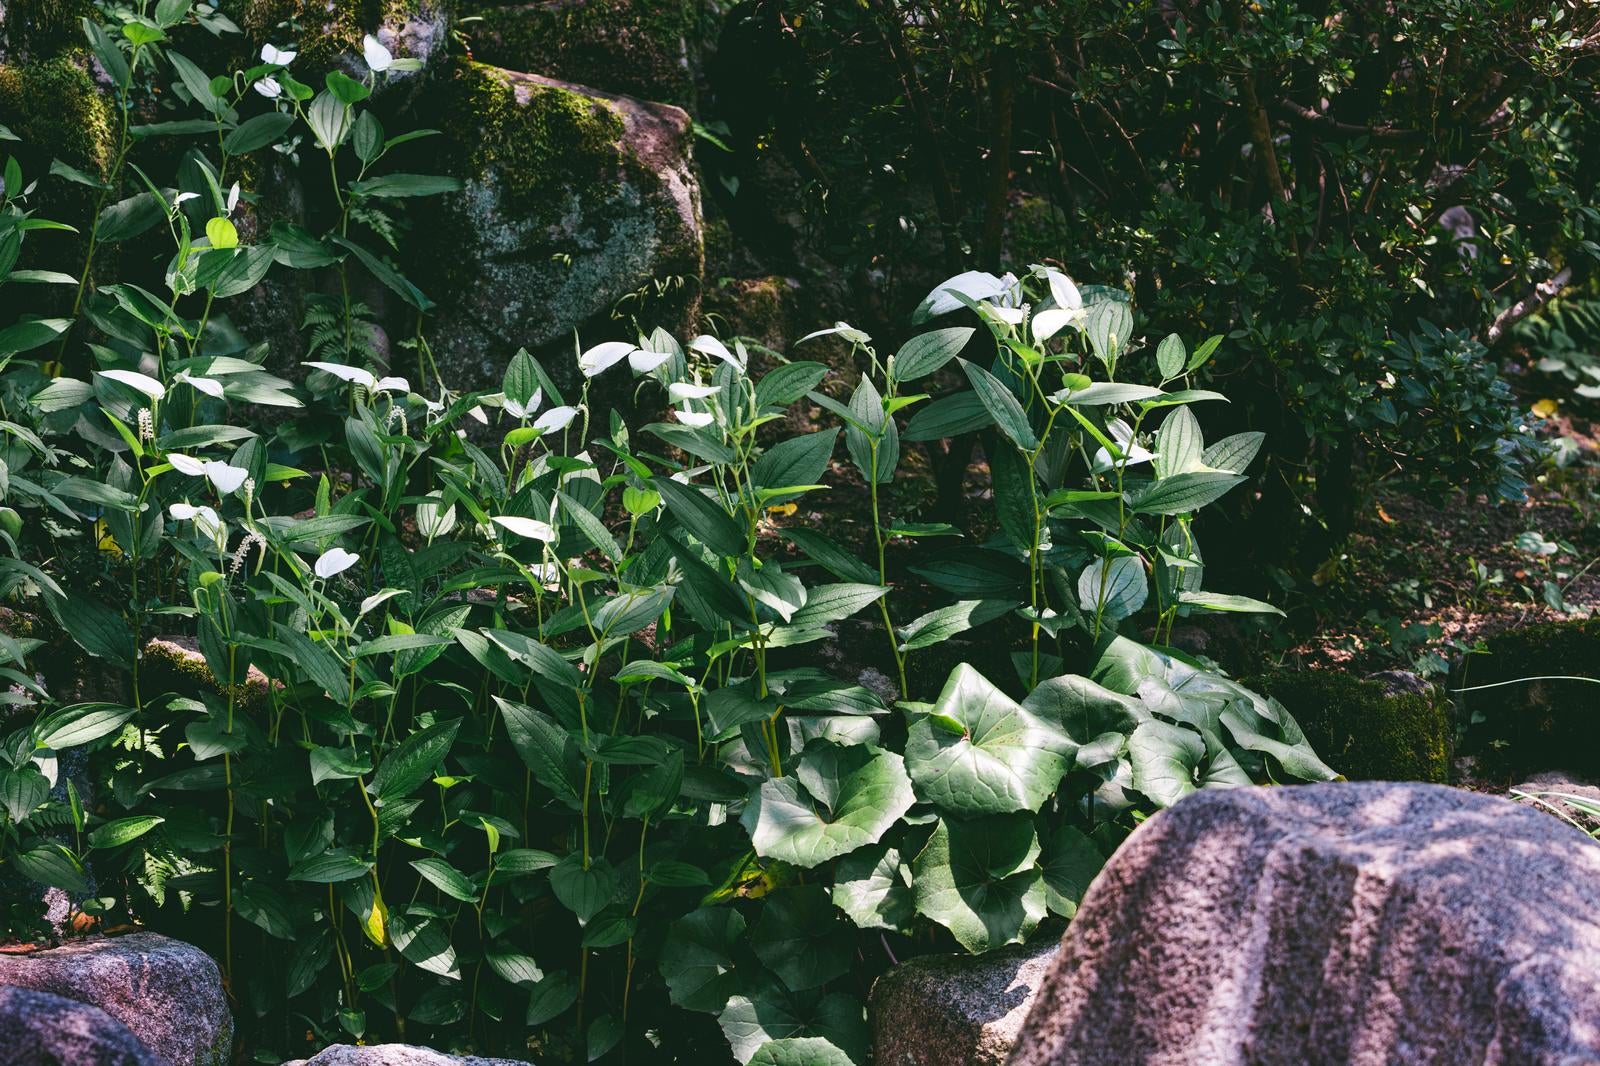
374,376,410,393
314,547,360,579
1045,268,1082,310
175,371,225,399
628,348,671,373
674,408,714,428
689,334,743,369
203,461,249,495
533,405,578,433
253,77,282,99
667,382,719,401
305,361,377,389
260,44,297,65
167,453,206,477
1031,308,1080,342
362,34,393,72
491,516,556,542
97,369,166,399
578,341,638,378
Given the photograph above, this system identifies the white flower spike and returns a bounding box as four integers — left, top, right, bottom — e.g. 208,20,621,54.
314,547,360,579
362,34,393,72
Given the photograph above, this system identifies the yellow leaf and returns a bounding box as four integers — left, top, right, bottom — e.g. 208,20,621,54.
765,502,798,517
1532,398,1559,418
95,518,122,555
359,880,389,948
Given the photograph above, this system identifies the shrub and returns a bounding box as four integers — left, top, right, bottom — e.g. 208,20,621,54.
0,7,1334,1064
1253,671,1450,784
1461,619,1600,779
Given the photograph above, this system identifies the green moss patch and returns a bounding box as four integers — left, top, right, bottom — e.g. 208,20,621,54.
0,52,112,175
1254,670,1451,783
1461,618,1600,777
466,0,696,105
0,0,95,58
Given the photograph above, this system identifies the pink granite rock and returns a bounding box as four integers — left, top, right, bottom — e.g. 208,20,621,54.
0,932,231,1064
0,985,163,1065
1009,782,1600,1066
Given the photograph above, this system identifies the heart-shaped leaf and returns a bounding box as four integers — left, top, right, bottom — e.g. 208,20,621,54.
904,664,1072,815
742,746,914,868
911,814,1045,952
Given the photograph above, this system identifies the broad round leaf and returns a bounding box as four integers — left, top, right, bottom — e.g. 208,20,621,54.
911,814,1045,953
904,664,1072,815
661,907,746,1012
742,748,914,868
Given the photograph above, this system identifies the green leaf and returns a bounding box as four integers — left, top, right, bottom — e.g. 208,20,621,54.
653,476,746,557
1085,300,1133,368
751,886,854,992
1127,719,1206,807
485,949,543,988
34,703,135,749
1220,698,1340,783
1020,674,1146,747
1041,824,1104,919
411,857,478,902
557,490,620,563
494,698,584,805
779,528,880,584
288,849,373,883
719,985,868,1066
738,559,807,622
223,112,295,154
831,843,913,931
742,747,914,867
1133,470,1245,515
661,907,746,1012
0,768,48,823
902,391,992,440
893,326,975,381
1155,406,1204,477
350,174,463,198
88,815,165,848
843,377,896,484
167,51,224,115
751,429,837,506
1155,333,1186,378
960,360,1037,450
757,362,829,408
0,317,72,355
788,583,887,628
13,843,88,892
1201,431,1265,474
370,718,460,802
391,911,460,978
1177,591,1284,616
325,70,372,104
1076,556,1147,623
549,854,617,923
1060,382,1163,406
749,1038,858,1066
904,663,1072,815
896,599,1017,653
911,814,1045,953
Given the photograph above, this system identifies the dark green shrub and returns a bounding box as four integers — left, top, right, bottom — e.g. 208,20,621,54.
1461,619,1600,778
1254,671,1450,784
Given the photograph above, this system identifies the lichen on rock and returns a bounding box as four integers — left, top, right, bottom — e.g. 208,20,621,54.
1253,669,1451,783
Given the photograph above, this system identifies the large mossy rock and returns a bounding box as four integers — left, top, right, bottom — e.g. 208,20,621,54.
0,933,233,1065
415,62,702,394
1252,669,1450,783
1010,782,1600,1066
464,0,698,105
0,0,96,60
1461,617,1600,777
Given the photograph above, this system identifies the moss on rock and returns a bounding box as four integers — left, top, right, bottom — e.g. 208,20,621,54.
0,0,95,59
240,0,452,84
411,60,702,396
1253,670,1451,783
0,52,112,175
466,0,697,105
1461,617,1600,777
